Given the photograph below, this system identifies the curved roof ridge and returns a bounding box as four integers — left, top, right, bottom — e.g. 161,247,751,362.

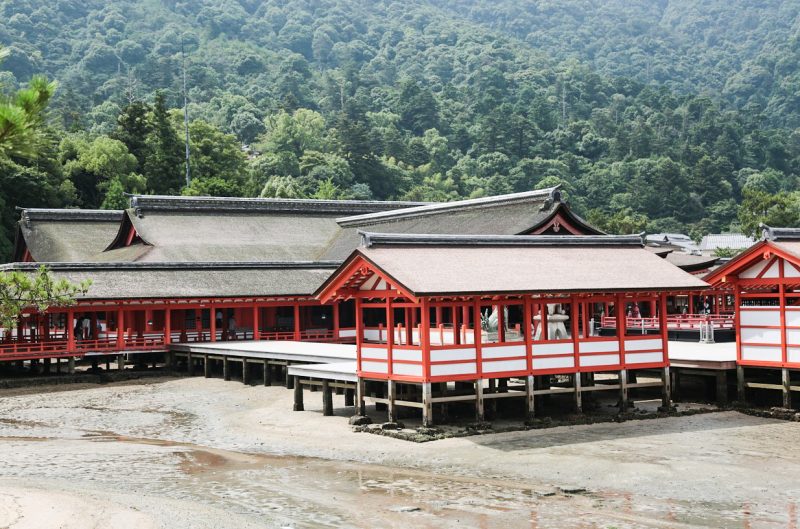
358,231,644,248
336,187,561,227
0,261,341,272
18,208,124,226
129,195,430,216
760,224,800,241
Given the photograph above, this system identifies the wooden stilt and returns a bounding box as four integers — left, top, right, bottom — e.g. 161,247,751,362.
285,366,294,389
263,359,270,386
242,358,249,385
187,352,194,376
619,369,629,412
203,354,210,378
117,354,124,371
293,379,304,411
737,365,746,403
574,373,582,413
475,379,485,421
322,379,333,416
387,380,397,423
356,378,367,416
716,370,727,406
68,357,75,374
671,368,681,402
661,366,672,409
55,358,62,375
525,375,535,420
223,356,230,381
422,382,433,427
782,368,792,409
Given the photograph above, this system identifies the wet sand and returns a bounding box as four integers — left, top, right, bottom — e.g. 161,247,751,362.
0,377,797,528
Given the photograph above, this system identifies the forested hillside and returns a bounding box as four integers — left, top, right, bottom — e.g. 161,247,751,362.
1,0,799,261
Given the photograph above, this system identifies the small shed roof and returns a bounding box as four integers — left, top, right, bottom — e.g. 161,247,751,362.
317,233,708,299
699,233,755,251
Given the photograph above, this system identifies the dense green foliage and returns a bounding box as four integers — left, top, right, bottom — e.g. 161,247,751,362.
0,265,90,330
1,0,800,261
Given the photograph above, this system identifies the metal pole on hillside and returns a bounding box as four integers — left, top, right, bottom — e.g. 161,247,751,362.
182,38,191,187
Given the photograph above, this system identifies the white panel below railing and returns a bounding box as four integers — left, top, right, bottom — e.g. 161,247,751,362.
741,327,782,345
580,354,620,367
481,344,526,359
786,310,800,327
393,363,423,377
338,329,357,338
392,349,422,362
624,338,662,352
741,345,782,363
533,356,574,370
482,359,527,373
788,347,800,364
361,347,387,360
430,347,476,362
786,329,800,346
361,361,388,374
430,362,477,377
578,340,619,354
532,342,574,356
740,309,781,327
624,351,663,364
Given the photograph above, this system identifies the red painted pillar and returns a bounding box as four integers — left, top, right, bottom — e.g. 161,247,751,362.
355,298,363,374
659,293,669,365
164,308,171,345
524,297,533,372
116,308,124,350
253,305,261,340
332,303,340,340
67,310,75,354
210,304,217,342
386,296,394,376
293,304,301,340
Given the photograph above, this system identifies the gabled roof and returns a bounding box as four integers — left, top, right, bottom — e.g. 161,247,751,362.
704,225,800,285
0,261,338,300
316,232,708,300
12,209,124,263
699,233,755,251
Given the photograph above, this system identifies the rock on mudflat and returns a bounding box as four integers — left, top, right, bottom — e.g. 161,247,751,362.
348,415,372,426
389,506,421,513
557,485,587,494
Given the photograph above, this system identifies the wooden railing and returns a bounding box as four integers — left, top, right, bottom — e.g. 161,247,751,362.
601,314,735,330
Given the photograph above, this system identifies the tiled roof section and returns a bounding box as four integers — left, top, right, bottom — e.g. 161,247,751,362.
1,261,339,299
13,209,125,263
699,233,755,251
316,233,707,297
336,187,558,228
129,195,429,216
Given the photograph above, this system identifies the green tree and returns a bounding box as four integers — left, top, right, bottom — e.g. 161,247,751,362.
112,100,152,170
0,47,57,159
0,266,90,331
61,136,141,208
144,92,184,195
738,189,800,238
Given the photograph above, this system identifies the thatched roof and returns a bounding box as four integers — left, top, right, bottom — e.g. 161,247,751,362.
0,262,337,300
12,209,124,262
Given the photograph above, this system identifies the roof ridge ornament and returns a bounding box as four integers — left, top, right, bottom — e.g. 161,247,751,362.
760,224,800,241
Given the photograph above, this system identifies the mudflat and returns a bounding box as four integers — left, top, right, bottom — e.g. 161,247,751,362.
0,377,796,528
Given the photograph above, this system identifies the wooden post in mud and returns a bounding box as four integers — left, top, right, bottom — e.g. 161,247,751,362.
223,356,230,381
475,379,485,422
203,355,210,378
67,357,75,374
355,378,366,416
242,358,249,385
715,370,727,406
619,369,629,412
322,380,333,416
574,373,582,413
263,359,271,386
525,375,535,420
661,366,672,409
293,379,304,411
782,368,792,409
187,352,194,376
387,380,397,423
737,365,746,403
117,354,124,371
422,382,433,427
55,358,62,375
285,367,294,389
